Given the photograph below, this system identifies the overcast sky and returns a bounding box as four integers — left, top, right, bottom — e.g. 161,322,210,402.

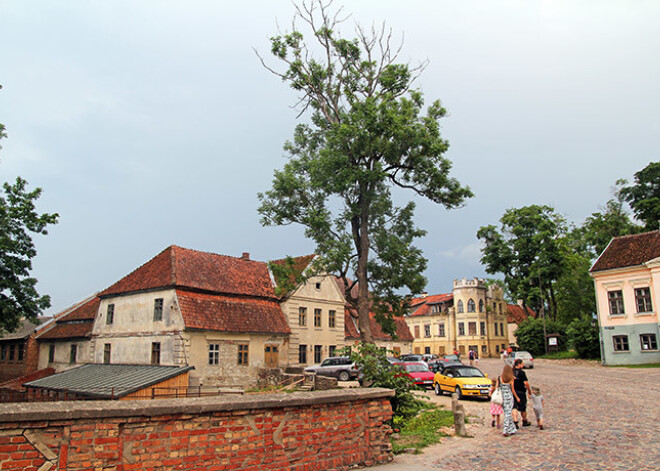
1,1,658,316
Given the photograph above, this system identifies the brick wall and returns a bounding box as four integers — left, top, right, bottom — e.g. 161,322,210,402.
0,388,394,470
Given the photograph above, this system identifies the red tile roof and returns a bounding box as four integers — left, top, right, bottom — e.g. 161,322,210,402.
177,290,290,334
590,230,660,272
36,297,99,340
269,254,316,295
409,293,453,316
100,246,277,299
507,304,536,325
344,309,413,342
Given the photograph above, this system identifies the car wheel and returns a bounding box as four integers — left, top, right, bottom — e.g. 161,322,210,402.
454,386,463,399
338,371,350,382
434,383,443,396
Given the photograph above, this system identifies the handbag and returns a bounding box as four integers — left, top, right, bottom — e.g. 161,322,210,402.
491,377,503,405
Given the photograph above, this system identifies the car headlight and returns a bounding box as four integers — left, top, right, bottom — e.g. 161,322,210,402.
463,384,479,389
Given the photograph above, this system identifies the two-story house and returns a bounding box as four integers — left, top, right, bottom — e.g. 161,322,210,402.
590,231,660,365
91,246,291,387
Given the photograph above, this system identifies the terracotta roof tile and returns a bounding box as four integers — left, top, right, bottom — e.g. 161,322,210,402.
269,255,316,295
590,230,660,272
177,290,290,335
100,246,276,299
507,304,536,324
344,309,412,342
409,293,453,316
37,321,94,340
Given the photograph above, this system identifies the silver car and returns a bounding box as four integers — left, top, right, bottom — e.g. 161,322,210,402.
505,350,534,368
304,356,359,381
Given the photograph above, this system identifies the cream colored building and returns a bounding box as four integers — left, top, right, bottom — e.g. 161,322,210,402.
406,278,509,358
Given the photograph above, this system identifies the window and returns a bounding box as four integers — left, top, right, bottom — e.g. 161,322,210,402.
467,299,476,312
329,310,336,328
209,344,220,365
154,298,164,321
329,345,336,357
612,335,629,352
298,307,307,326
314,345,322,363
9,345,14,361
151,342,161,364
17,343,24,361
425,346,431,354
480,321,486,336
458,322,465,336
106,304,115,325
238,344,249,365
431,304,441,313
48,344,55,363
496,345,500,353
640,334,658,351
500,323,504,337
314,309,322,327
635,288,653,313
414,325,420,338
438,323,445,337
424,324,431,338
608,291,624,315
481,345,488,353
479,300,484,312
2,345,8,361
315,282,321,289
298,344,307,364
457,300,464,313
468,322,477,336
69,344,77,364
103,343,111,364
494,323,498,336
499,304,502,314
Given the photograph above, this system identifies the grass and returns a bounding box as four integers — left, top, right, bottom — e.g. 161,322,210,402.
391,406,455,454
538,351,580,359
607,363,660,368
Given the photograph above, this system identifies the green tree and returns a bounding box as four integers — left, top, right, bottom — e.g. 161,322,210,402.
618,162,660,231
514,318,567,357
477,205,567,321
1,88,59,332
566,315,600,359
257,1,473,342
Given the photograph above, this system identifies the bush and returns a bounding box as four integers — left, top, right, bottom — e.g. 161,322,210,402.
515,318,568,357
567,315,601,359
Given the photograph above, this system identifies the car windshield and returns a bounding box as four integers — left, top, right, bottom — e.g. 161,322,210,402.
517,352,532,358
444,354,459,360
404,363,431,373
451,367,484,378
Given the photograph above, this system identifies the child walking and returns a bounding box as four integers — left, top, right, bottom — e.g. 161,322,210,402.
489,378,503,429
531,386,544,430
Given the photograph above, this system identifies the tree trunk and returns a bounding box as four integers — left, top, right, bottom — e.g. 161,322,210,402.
356,189,374,344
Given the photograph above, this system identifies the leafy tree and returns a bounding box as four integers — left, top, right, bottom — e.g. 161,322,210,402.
477,205,567,321
618,162,660,230
0,88,59,332
514,318,567,357
553,251,595,325
566,315,600,359
257,1,472,342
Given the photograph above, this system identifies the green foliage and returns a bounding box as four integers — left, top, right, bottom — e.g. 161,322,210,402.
553,250,595,324
566,315,601,359
343,342,423,420
258,1,472,341
391,406,454,454
539,350,579,360
618,162,660,230
514,318,567,357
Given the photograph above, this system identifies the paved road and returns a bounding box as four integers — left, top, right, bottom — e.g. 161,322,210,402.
368,358,660,471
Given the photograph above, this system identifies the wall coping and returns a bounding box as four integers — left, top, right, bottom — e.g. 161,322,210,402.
0,388,394,423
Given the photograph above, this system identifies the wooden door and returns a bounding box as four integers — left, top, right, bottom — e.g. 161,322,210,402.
264,345,279,368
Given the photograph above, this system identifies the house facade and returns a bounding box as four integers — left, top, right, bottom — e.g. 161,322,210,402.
590,231,660,365
406,278,509,357
0,317,47,383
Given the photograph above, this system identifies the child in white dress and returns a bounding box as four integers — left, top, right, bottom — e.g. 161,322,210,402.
531,386,544,430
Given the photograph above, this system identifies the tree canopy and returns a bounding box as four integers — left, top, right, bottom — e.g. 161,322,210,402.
618,162,660,231
257,1,472,341
0,86,59,332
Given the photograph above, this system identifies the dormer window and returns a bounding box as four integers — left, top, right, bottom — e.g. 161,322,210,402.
315,282,321,290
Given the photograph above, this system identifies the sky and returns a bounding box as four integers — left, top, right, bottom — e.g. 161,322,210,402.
1,0,658,316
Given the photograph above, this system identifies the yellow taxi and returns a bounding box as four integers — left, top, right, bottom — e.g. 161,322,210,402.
433,365,491,399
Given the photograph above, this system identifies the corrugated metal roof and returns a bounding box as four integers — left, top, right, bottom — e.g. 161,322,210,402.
23,364,193,399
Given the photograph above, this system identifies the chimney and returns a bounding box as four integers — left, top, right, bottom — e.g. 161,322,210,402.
517,299,524,307
420,292,428,298
241,252,250,260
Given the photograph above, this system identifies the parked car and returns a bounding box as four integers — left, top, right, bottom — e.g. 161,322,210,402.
442,354,461,362
398,353,424,362
433,365,491,399
397,362,435,389
427,358,462,374
304,356,359,381
421,353,439,363
505,350,534,368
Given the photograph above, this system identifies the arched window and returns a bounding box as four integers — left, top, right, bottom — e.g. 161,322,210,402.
479,299,484,312
467,299,476,312
457,300,464,313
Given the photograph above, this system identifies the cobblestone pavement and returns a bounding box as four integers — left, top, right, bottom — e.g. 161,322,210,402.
369,358,660,471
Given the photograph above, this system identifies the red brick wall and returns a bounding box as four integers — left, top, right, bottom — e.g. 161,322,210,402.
0,388,394,470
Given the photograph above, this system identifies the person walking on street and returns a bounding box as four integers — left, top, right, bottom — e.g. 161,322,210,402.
489,378,503,429
531,386,545,430
499,364,519,437
468,349,475,366
513,358,532,427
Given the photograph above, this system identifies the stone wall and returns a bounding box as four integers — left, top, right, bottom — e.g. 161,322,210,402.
0,388,394,470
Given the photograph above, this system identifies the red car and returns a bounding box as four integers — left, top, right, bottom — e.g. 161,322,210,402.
395,362,435,389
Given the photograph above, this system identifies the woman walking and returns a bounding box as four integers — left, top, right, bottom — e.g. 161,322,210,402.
499,364,520,437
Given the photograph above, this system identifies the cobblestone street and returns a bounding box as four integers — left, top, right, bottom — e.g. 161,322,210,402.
370,358,660,471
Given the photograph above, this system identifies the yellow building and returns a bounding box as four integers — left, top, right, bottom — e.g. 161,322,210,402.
405,278,509,358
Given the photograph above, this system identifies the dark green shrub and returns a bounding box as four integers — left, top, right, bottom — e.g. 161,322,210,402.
515,318,568,357
567,315,601,359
